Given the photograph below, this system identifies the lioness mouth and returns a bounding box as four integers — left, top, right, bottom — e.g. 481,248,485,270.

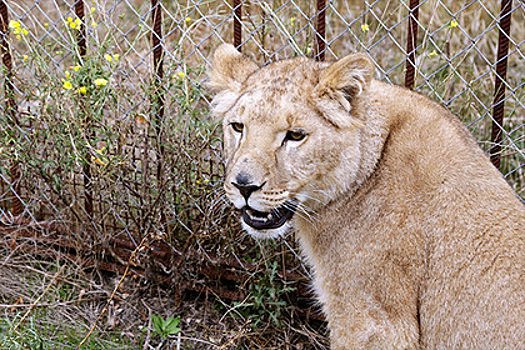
241,201,297,230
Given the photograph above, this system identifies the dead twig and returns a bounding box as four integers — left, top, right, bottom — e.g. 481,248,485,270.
11,265,65,333
76,235,149,349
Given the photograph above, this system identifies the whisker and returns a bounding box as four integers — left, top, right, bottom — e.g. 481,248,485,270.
283,201,319,227
280,236,313,279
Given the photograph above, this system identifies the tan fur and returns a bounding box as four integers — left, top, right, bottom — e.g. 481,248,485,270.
209,44,525,349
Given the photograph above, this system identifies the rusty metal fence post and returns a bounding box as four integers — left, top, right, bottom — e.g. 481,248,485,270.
75,0,86,57
0,0,22,217
316,0,326,61
490,0,513,169
404,0,420,89
233,0,242,51
151,0,165,141
151,0,164,110
74,0,93,218
151,0,166,227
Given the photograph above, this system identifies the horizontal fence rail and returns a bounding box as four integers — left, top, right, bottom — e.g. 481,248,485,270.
0,0,524,336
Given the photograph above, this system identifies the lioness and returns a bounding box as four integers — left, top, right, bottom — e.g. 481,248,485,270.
209,44,524,349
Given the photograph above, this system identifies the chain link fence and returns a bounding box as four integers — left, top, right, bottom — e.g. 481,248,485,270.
0,0,524,346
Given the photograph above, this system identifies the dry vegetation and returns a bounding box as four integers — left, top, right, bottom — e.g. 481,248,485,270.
0,0,523,349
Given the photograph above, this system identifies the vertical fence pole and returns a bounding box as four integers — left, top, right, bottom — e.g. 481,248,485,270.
151,0,164,124
75,0,93,218
490,0,513,170
404,0,420,89
0,0,22,216
315,0,326,61
151,0,165,226
75,0,86,57
233,0,242,51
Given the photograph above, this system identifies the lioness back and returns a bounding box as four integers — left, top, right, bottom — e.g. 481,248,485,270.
356,80,524,349
209,44,525,349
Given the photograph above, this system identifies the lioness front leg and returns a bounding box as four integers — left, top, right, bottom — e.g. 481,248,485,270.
327,306,420,350
321,283,420,350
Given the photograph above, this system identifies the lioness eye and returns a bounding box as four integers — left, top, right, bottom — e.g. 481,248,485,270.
230,122,244,133
285,130,306,142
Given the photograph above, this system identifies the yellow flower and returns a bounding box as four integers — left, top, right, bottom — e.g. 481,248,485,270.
77,86,87,94
290,17,295,26
91,147,107,165
93,158,106,166
94,78,108,87
306,47,312,54
10,21,29,40
361,24,370,33
450,20,458,28
428,50,438,58
90,7,96,14
65,70,71,79
62,80,73,90
44,22,49,28
23,55,28,62
9,20,20,29
196,180,201,185
176,71,185,79
91,21,98,27
73,65,82,71
66,16,82,30
184,17,191,23
105,54,120,62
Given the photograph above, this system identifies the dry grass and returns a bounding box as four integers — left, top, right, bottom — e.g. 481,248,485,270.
0,0,523,348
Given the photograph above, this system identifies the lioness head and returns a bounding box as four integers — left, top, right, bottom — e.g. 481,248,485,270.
209,44,374,238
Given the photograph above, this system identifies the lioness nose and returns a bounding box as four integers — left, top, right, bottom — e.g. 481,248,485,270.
232,181,264,201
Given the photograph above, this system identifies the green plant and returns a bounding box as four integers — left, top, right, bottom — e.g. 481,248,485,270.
235,261,296,327
0,313,44,350
0,312,139,350
151,314,181,339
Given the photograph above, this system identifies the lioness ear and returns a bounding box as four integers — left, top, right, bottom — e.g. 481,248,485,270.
311,54,374,128
208,44,259,93
315,54,374,110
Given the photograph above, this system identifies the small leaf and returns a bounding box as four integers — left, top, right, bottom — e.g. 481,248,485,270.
165,324,181,336
165,315,181,335
151,315,163,335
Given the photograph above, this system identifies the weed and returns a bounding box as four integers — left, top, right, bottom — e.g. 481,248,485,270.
234,261,296,327
151,314,181,339
0,311,139,350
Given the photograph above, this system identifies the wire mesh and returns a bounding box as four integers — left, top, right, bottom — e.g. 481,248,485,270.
0,0,524,331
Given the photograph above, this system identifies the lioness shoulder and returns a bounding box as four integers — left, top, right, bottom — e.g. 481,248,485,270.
209,44,525,350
